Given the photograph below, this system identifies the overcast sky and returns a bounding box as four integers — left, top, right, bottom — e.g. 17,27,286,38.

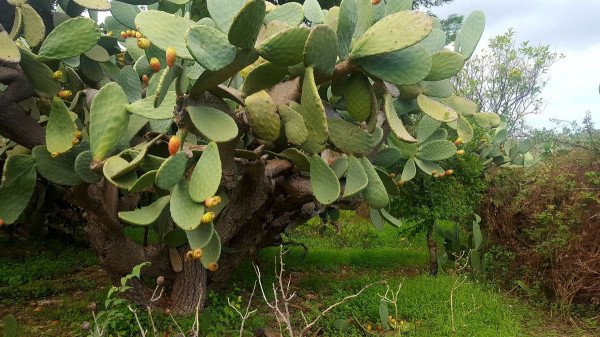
431,0,600,129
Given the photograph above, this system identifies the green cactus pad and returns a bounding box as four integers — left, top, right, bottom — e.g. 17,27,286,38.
190,49,258,95
154,64,183,108
32,145,85,186
331,156,348,178
199,230,221,268
206,0,244,33
343,156,368,198
421,128,448,145
308,154,341,205
135,10,195,60
186,222,214,249
421,79,454,98
300,67,329,150
75,150,102,183
186,25,237,71
349,11,432,60
104,16,128,37
0,155,36,224
245,90,281,142
384,93,416,143
492,128,508,146
360,157,389,209
414,157,443,175
73,0,111,10
278,104,309,145
46,97,78,154
102,155,138,188
327,118,374,156
304,24,338,77
127,170,157,192
472,112,501,128
110,1,139,28
324,6,340,31
441,96,477,116
417,140,456,161
416,115,441,142
84,45,110,63
127,91,176,120
171,179,205,231
384,0,412,15
187,105,239,142
456,115,474,143
118,196,170,226
388,134,418,159
401,158,416,182
336,0,357,59
257,27,309,66
419,28,446,54
20,4,45,48
189,142,221,203
242,62,288,96
359,45,432,86
345,73,372,122
354,0,373,38
155,152,188,190
228,0,266,49
376,168,399,196
264,2,304,26
117,66,142,103
165,228,187,247
275,148,310,171
10,7,23,40
89,82,129,160
373,147,402,167
18,48,60,97
38,17,100,61
303,0,324,23
425,50,465,81
454,10,485,60
518,139,533,154
416,94,458,123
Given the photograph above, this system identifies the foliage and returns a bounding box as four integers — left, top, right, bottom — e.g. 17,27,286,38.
453,28,563,136
531,111,600,156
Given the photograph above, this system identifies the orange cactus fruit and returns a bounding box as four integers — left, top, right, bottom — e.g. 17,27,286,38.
454,137,463,146
51,151,60,158
137,38,150,49
58,90,72,100
141,74,149,86
445,169,454,176
371,0,381,4
207,262,218,272
150,57,161,72
120,31,127,39
168,136,180,156
75,131,82,140
166,47,177,68
204,196,222,208
135,31,142,39
192,248,203,260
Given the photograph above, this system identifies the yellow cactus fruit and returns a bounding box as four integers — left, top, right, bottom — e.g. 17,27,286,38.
185,250,194,261
166,47,177,68
201,212,215,224
107,31,113,37
51,151,60,158
456,149,465,156
207,262,218,272
137,38,150,49
75,131,82,140
204,196,222,208
135,31,142,39
52,70,63,80
72,138,80,145
150,57,161,72
126,29,133,37
120,31,127,39
192,248,203,260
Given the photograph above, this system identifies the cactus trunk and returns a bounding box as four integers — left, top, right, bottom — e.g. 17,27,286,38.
427,224,438,276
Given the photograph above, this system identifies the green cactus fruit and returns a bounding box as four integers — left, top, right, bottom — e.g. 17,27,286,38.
373,147,402,167
304,24,338,77
118,196,170,226
171,179,205,231
425,50,465,81
189,142,221,203
278,104,309,145
303,0,324,23
376,168,400,196
135,10,195,60
416,115,441,143
190,49,258,96
0,155,36,225
336,0,357,59
419,28,446,54
330,156,348,178
127,170,157,192
199,229,221,268
472,112,501,128
110,1,139,28
17,47,60,97
416,94,458,123
327,118,374,156
360,157,389,209
244,90,281,142
401,157,417,182
155,152,188,190
309,154,341,205
421,79,454,98
345,73,372,122
228,0,265,49
89,82,129,161
154,64,182,108
359,45,432,86
417,140,456,161
300,67,328,150
117,66,142,103
343,156,368,198
102,155,138,188
456,115,474,143
242,62,288,96
384,93,417,143
127,91,176,119
186,25,237,71
455,10,485,60
441,96,477,116
187,105,239,142
274,148,310,171
349,10,432,59
74,150,102,183
186,222,214,251
264,2,304,26
38,17,100,61
20,4,45,48
414,157,443,175
32,144,85,186
258,27,310,66
46,97,78,154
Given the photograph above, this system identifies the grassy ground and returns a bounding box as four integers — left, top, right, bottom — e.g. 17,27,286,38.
0,212,597,336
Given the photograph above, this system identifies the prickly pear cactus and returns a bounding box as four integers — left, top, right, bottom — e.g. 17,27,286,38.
0,0,529,272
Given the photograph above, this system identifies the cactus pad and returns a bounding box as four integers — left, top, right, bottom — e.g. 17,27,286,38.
186,25,237,71
74,150,102,183
89,82,130,160
303,0,324,23
425,50,465,81
38,17,100,61
343,156,368,198
336,0,357,59
416,115,441,142
117,66,142,103
245,90,281,142
416,94,458,123
46,97,78,154
304,24,338,77
187,105,239,142
102,155,138,188
384,93,416,143
127,91,176,119
308,154,341,205
186,222,214,250
258,27,310,66
242,62,288,96
154,64,183,108
264,2,304,26
345,73,372,122
135,10,196,60
228,0,266,49
327,118,374,156
33,144,86,186
441,96,477,116
401,158,416,181
472,112,501,128
207,0,245,33
155,152,188,190
360,157,389,209
300,67,329,150
189,142,221,203
359,45,432,86
419,28,446,54
455,10,485,60
118,196,170,226
456,115,474,143
171,179,205,230
275,148,310,171
414,157,443,175
199,229,221,268
277,104,309,145
128,170,157,192
0,154,36,224
331,156,348,178
73,0,111,10
416,140,456,161
20,4,46,48
18,47,60,97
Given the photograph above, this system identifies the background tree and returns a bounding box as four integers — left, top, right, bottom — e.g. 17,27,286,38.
453,29,563,136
